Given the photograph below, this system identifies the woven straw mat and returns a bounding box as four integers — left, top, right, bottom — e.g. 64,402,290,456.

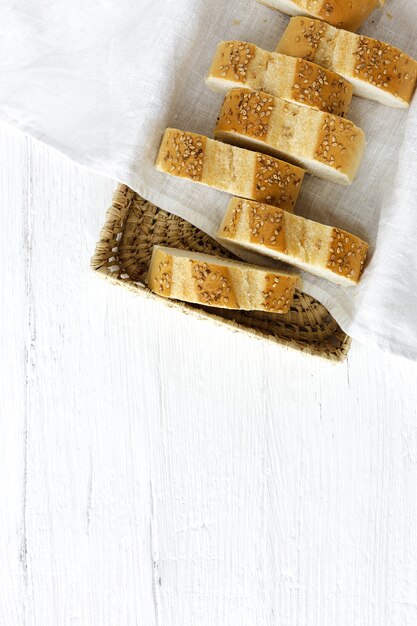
91,184,351,361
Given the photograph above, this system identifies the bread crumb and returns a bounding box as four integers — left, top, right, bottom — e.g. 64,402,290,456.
232,19,240,26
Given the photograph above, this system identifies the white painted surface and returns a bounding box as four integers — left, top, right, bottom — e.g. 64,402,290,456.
1,121,417,626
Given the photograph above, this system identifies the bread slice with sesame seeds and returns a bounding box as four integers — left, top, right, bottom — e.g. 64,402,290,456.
214,89,365,185
146,245,300,313
257,0,383,32
155,128,305,211
218,197,369,287
276,17,417,108
206,40,353,117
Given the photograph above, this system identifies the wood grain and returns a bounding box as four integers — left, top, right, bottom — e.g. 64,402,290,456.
1,122,417,625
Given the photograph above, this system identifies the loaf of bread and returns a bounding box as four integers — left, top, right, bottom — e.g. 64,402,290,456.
206,40,353,117
276,17,417,108
155,128,305,211
147,245,300,313
257,0,384,32
214,89,365,185
218,198,369,286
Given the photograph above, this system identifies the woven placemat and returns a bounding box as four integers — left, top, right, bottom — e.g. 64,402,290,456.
91,184,351,361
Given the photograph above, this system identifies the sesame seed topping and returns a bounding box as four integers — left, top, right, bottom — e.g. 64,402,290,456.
355,35,417,100
191,262,238,308
253,152,303,210
160,130,205,181
262,273,296,313
212,41,256,85
326,228,368,282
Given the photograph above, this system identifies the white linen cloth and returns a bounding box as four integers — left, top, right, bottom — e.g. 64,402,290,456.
1,0,416,359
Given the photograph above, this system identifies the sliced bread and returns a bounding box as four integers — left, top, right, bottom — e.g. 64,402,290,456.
214,89,365,185
218,197,369,287
155,128,305,211
276,17,417,108
147,245,300,313
257,0,384,32
206,40,353,117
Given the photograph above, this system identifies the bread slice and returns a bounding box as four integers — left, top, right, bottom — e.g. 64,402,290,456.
218,197,369,287
206,41,353,117
276,17,417,108
257,0,383,31
155,128,305,211
147,245,300,313
214,89,365,185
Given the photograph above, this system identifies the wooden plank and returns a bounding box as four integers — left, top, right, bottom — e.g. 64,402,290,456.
1,123,417,626
265,342,417,626
1,127,157,626
0,123,29,626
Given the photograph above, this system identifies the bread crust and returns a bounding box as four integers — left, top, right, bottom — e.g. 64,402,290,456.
257,0,382,31
276,17,417,107
147,245,300,312
218,197,369,286
155,128,305,210
215,89,365,184
206,40,353,117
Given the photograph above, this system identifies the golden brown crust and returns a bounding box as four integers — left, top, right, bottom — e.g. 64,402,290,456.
157,128,304,210
209,41,352,116
261,0,379,30
315,0,378,31
354,36,417,103
253,153,304,210
276,17,329,62
262,274,296,313
216,89,272,141
147,246,299,312
216,88,364,183
248,201,286,252
148,251,172,296
218,198,369,286
209,41,256,85
276,17,417,105
292,59,352,116
191,261,238,308
327,228,368,281
214,91,304,203
157,129,206,181
314,115,363,174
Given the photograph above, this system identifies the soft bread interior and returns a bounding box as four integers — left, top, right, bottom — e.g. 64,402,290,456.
218,198,368,286
257,0,315,17
148,245,300,311
229,240,358,287
150,245,297,276
347,76,409,108
276,17,416,106
215,130,353,185
205,75,241,94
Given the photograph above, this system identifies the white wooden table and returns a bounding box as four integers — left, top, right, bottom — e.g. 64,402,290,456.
1,121,417,626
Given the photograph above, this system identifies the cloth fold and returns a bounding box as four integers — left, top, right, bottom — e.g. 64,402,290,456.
1,0,416,358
